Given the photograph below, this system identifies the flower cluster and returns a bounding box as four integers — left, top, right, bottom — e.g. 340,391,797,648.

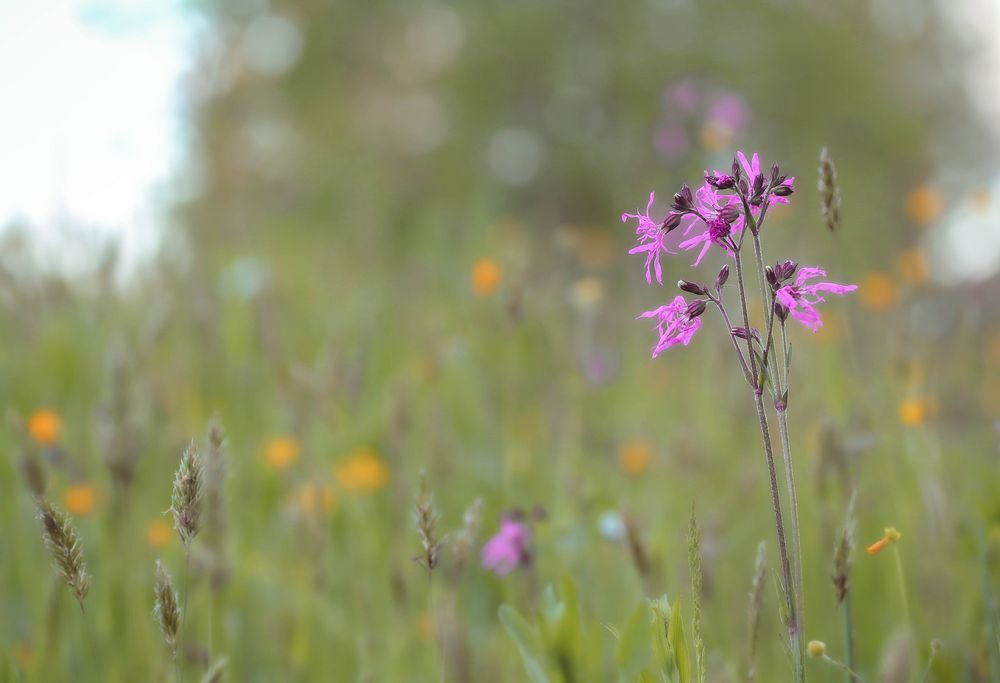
622,151,856,358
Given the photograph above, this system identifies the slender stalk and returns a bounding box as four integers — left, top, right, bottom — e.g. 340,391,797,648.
776,405,805,638
732,251,805,683
711,297,752,385
842,590,857,683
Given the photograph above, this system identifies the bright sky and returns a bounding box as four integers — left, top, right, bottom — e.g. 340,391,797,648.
0,0,198,275
0,1,998,282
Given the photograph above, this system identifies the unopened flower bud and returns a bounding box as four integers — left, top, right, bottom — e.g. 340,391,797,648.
731,326,751,340
807,641,826,658
662,212,683,232
770,163,780,184
738,178,749,196
752,174,765,197
718,205,740,224
776,259,798,282
677,280,707,296
773,184,794,197
774,300,789,322
765,266,778,288
672,185,694,212
705,172,735,190
685,300,707,318
715,264,730,289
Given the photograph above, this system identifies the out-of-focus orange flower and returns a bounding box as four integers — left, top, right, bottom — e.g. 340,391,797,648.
146,519,173,548
62,484,97,516
858,272,898,311
866,527,901,555
335,449,389,492
295,483,336,515
617,440,652,477
895,248,929,285
898,397,931,426
265,436,300,470
14,640,35,670
989,333,1000,365
904,185,942,226
970,188,993,212
28,410,61,446
471,258,501,296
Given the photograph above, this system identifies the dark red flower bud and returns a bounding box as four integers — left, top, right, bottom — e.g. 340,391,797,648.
765,266,778,288
705,172,735,190
716,264,730,290
662,212,683,232
773,300,789,322
718,205,740,224
731,326,751,340
672,185,694,212
686,300,707,318
678,280,707,296
773,184,794,197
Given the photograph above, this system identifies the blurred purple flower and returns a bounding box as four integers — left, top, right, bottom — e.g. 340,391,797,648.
638,295,704,357
706,91,748,133
775,267,857,332
654,123,690,164
481,518,531,576
663,79,700,115
623,192,676,284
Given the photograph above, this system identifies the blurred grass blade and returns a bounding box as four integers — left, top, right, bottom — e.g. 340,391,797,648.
499,604,552,683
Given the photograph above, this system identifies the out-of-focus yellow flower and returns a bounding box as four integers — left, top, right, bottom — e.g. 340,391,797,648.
416,611,434,639
28,410,61,446
471,258,501,296
904,185,942,226
570,277,605,312
617,440,652,477
574,228,615,270
335,449,389,492
699,122,731,151
897,398,931,426
62,484,97,516
866,527,901,555
265,436,300,470
295,483,336,515
895,248,929,285
858,272,898,311
146,519,173,548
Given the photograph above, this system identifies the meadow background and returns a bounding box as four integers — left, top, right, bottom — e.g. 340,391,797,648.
1,0,1000,681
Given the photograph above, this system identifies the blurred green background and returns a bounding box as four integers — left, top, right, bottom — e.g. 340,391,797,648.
1,0,999,681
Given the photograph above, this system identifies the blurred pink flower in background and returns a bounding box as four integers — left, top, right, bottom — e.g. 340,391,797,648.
706,91,748,134
481,518,531,575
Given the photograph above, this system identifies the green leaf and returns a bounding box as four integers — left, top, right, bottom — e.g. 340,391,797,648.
668,600,691,683
616,603,652,679
650,596,675,680
500,605,552,683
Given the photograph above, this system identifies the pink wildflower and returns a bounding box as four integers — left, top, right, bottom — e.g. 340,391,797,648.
736,151,795,205
676,183,743,267
623,192,678,284
638,295,705,357
481,518,531,576
775,267,857,332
